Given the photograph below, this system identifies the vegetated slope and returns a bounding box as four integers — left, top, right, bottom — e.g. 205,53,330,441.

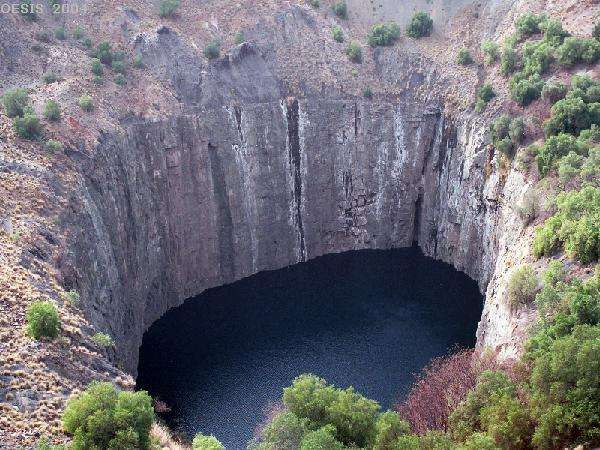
0,0,598,448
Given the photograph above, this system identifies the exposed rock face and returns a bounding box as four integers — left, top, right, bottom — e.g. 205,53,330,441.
65,40,529,374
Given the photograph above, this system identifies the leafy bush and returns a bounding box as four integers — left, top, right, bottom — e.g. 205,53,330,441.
111,60,125,74
530,325,600,448
515,12,545,38
252,410,308,449
500,45,519,76
78,95,93,112
332,1,347,19
63,382,154,450
533,186,599,263
82,37,92,49
507,265,538,308
540,18,569,46
13,108,43,140
43,100,61,121
373,411,410,449
65,290,80,305
42,71,59,84
460,433,500,450
363,87,373,99
94,41,114,65
581,147,600,181
192,433,224,450
481,40,499,65
346,41,362,63
509,117,525,145
542,80,567,103
283,374,380,447
544,96,599,137
407,12,433,39
91,58,103,76
35,436,65,450
115,74,126,86
594,23,600,41
26,300,60,340
557,37,600,66
92,332,115,348
204,40,220,59
45,139,63,153
537,133,581,176
234,31,246,45
558,151,584,182
457,48,473,66
133,54,144,69
332,26,344,43
2,88,29,118
54,27,66,40
475,84,495,111
367,22,401,47
159,0,180,18
522,41,553,76
73,26,84,40
509,73,544,106
308,0,320,8
300,426,344,450
479,394,532,449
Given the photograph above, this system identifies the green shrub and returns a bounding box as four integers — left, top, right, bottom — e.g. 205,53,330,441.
65,290,80,305
45,139,63,154
522,41,554,76
460,433,500,450
43,100,61,121
540,18,569,46
63,382,154,450
509,117,525,145
111,60,125,74
474,99,487,113
82,37,92,49
54,27,66,40
35,30,51,42
367,22,401,47
204,40,220,59
332,26,344,43
192,433,224,450
594,23,600,41
496,137,514,157
332,1,347,19
457,48,474,66
509,73,544,106
542,80,567,103
309,0,320,8
91,58,103,76
78,95,93,112
159,0,180,18
537,133,581,176
234,31,246,45
544,96,598,137
94,41,114,65
13,108,43,140
73,26,84,40
115,74,126,86
42,71,59,84
373,411,410,449
2,88,29,118
515,12,545,38
346,41,362,63
530,325,600,448
507,265,538,308
478,83,495,103
92,332,115,347
133,54,144,68
407,12,433,39
533,186,599,263
254,411,308,449
283,374,380,447
557,37,600,66
479,394,532,449
481,40,499,65
500,45,519,76
300,426,344,450
558,151,584,182
26,300,60,340
581,147,600,181
363,87,373,98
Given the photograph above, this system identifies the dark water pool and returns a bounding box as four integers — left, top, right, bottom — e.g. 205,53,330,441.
137,247,483,449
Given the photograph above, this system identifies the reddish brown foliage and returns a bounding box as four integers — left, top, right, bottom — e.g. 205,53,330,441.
396,349,500,435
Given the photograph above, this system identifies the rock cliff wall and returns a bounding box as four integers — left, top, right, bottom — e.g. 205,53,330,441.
64,40,530,374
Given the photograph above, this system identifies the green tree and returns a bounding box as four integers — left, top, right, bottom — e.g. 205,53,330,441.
481,40,499,65
346,42,362,63
26,300,60,340
2,88,29,117
254,411,308,450
13,108,43,140
373,411,410,450
192,433,225,450
368,22,401,47
299,425,344,450
332,26,344,43
407,12,433,39
507,265,538,308
44,100,61,121
457,48,474,66
204,40,220,60
63,382,154,450
332,1,347,19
